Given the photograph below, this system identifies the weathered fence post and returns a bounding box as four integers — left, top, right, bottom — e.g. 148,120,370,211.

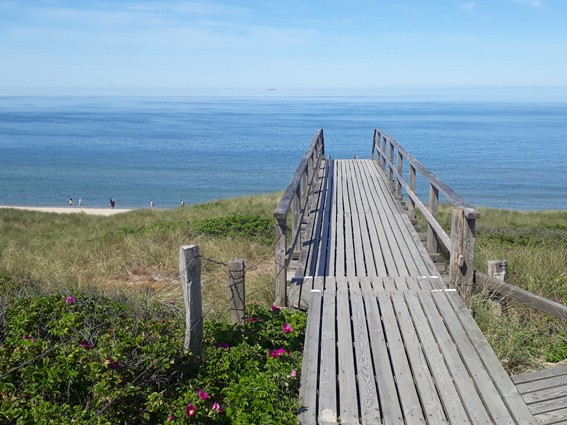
274,218,288,307
179,245,202,356
427,184,439,254
488,260,508,282
228,259,245,325
449,208,479,301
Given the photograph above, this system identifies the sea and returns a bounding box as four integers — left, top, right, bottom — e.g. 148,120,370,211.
0,96,566,211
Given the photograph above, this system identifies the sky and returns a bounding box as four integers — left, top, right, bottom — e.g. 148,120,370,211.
1,0,566,96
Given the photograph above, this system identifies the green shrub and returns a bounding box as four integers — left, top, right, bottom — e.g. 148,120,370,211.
0,294,305,424
193,215,274,245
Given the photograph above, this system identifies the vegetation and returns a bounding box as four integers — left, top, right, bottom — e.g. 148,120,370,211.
0,195,565,423
0,292,305,424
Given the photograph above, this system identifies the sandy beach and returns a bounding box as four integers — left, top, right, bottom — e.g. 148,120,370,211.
0,206,133,216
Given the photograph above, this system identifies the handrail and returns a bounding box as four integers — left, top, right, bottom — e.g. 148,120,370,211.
372,129,480,300
274,130,325,306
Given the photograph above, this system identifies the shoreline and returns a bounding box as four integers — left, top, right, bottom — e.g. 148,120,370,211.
0,206,133,216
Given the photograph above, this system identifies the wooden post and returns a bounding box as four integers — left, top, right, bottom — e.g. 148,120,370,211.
396,151,403,198
274,218,288,307
408,164,417,220
449,208,479,301
179,245,202,356
228,259,245,325
387,141,394,182
427,184,439,254
487,260,508,282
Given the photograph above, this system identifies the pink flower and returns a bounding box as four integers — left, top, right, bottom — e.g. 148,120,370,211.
65,296,76,304
282,323,293,334
78,341,92,349
22,335,37,342
269,348,287,358
197,389,209,400
166,415,174,422
556,297,564,304
246,317,258,323
185,404,197,417
106,358,120,370
211,402,223,413
218,342,230,349
271,304,280,312
290,369,297,378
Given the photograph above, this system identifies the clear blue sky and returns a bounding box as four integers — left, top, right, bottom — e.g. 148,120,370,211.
1,0,566,96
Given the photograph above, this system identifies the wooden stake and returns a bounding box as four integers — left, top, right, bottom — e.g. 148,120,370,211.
179,245,202,356
228,259,245,325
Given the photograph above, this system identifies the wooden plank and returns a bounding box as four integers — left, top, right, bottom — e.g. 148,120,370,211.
318,278,338,423
298,286,323,425
336,279,360,424
334,161,345,277
419,291,494,424
346,160,375,277
515,372,567,394
520,385,567,405
403,290,472,424
362,160,434,276
527,396,567,415
430,290,521,424
513,365,567,385
353,160,402,276
533,406,567,425
443,290,538,424
361,284,404,424
349,280,381,424
341,162,357,277
377,291,426,424
390,291,448,424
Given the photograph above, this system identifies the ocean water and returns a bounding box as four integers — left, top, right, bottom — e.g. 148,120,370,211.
0,96,566,211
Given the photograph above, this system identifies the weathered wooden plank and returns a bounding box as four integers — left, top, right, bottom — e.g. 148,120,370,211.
318,279,338,423
513,366,567,385
298,285,323,425
527,396,567,415
377,291,426,424
341,162,357,277
514,372,567,394
349,280,381,424
336,279,360,424
363,160,433,276
533,406,567,425
361,284,404,424
430,290,520,424
334,162,345,277
390,291,448,424
419,292,494,424
443,290,538,424
403,290,472,424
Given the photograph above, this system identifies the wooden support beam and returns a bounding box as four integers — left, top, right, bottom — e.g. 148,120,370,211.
228,259,245,325
449,208,478,301
179,245,203,356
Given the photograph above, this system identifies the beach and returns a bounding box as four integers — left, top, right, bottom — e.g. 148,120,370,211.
0,206,132,216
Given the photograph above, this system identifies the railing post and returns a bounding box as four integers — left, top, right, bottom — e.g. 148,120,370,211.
408,164,417,220
274,218,288,307
228,259,245,325
427,184,439,253
396,151,403,198
387,141,394,182
179,245,203,356
381,134,387,171
449,208,479,301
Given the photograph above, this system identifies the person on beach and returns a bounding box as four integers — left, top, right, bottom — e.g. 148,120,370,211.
69,198,73,208
78,198,82,208
109,198,115,209
149,200,154,208
180,199,185,207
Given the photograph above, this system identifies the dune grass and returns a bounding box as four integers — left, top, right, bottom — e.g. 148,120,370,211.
0,196,565,373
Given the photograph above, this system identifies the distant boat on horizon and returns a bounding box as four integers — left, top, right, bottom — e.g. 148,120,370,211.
267,88,277,91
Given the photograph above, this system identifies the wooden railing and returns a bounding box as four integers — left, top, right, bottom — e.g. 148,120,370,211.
274,130,325,307
372,129,481,300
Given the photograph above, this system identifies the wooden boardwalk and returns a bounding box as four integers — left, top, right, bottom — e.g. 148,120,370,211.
291,158,538,424
513,365,567,425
